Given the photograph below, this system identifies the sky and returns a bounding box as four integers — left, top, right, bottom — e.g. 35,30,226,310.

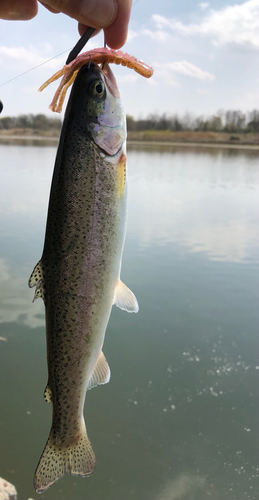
0,0,258,119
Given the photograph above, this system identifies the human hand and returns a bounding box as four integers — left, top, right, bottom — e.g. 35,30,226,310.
0,0,132,49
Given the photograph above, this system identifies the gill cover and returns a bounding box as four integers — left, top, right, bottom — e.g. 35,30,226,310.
87,63,126,156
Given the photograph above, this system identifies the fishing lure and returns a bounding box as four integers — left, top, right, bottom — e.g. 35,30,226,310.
39,47,153,113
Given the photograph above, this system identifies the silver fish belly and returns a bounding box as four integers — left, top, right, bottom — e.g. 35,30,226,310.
29,63,138,493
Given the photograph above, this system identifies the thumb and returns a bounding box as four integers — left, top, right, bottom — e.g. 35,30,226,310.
40,0,117,28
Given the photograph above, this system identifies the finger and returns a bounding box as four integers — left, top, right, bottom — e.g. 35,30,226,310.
103,0,132,49
41,0,117,28
78,0,132,50
40,2,60,14
78,23,101,38
0,0,38,20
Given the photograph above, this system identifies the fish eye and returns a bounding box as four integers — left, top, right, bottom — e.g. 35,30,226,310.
90,80,105,98
95,82,104,95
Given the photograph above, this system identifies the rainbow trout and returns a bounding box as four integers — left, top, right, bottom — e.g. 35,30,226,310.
29,62,138,493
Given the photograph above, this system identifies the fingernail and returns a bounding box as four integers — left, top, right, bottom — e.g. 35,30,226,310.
80,0,117,28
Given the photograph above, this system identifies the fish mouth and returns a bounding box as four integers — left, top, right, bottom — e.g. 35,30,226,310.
102,63,120,99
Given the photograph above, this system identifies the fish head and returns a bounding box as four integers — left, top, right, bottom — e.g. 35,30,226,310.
66,62,126,156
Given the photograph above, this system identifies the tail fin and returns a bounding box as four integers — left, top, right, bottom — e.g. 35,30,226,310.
34,423,96,494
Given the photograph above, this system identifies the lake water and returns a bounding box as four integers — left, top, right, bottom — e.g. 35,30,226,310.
0,142,258,500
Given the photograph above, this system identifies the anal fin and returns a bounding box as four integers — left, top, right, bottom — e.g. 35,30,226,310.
87,351,110,391
113,279,139,313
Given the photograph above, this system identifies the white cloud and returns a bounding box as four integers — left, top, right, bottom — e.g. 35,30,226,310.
127,29,138,42
117,73,139,84
0,45,64,71
146,77,158,87
151,63,179,87
154,61,215,81
199,2,209,10
22,85,41,95
142,28,171,42
153,0,259,49
39,42,54,55
170,61,214,80
197,88,211,95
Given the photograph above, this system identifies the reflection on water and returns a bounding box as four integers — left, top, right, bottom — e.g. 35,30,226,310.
0,144,258,500
0,137,59,147
157,473,206,500
0,145,55,328
127,145,259,263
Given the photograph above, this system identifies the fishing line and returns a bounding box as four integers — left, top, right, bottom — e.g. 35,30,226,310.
0,48,71,89
0,1,141,89
0,0,141,113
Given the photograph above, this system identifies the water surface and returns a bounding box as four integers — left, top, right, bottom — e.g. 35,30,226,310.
0,143,258,500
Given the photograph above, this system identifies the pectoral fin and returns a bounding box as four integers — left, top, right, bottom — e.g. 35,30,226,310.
87,351,111,391
28,259,45,303
113,279,139,313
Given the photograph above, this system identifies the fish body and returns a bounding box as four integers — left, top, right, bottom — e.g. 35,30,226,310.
29,63,138,493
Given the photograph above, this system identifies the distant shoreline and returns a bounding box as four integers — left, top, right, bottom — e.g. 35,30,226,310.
0,130,258,150
0,134,58,141
127,140,259,150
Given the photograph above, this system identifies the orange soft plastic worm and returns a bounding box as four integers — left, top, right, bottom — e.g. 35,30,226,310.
39,48,154,113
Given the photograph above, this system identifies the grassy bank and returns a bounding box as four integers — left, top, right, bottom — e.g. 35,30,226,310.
0,128,258,146
0,127,60,138
127,130,259,145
